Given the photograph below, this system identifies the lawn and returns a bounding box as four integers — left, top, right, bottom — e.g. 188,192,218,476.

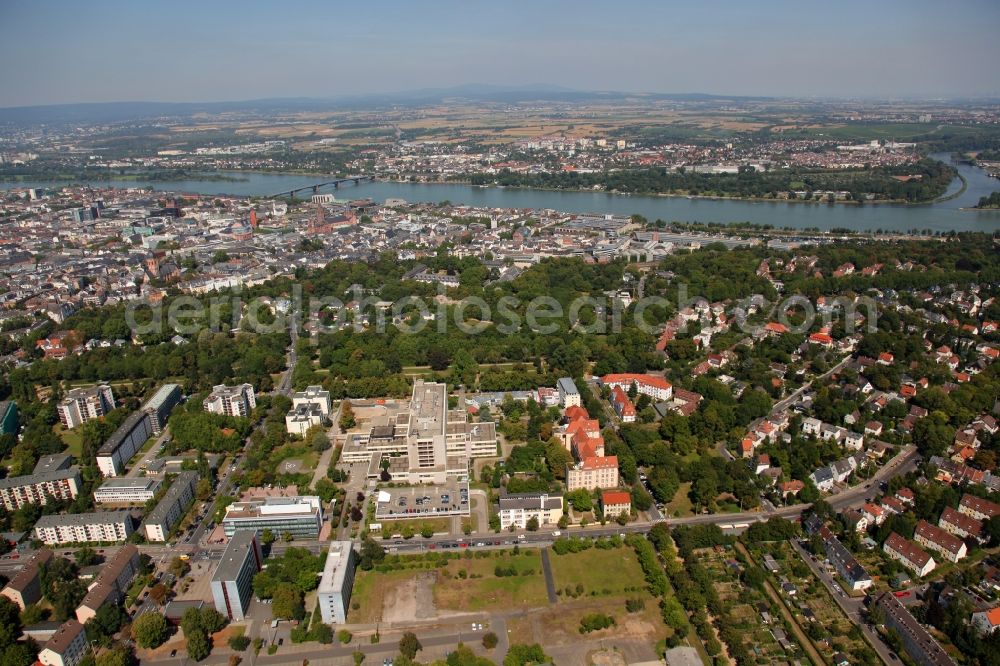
549,545,649,597
378,518,452,538
664,482,693,517
56,425,83,458
435,551,549,611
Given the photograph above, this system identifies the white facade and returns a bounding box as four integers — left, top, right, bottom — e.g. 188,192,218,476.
33,511,134,545
498,494,563,530
94,477,162,504
317,541,357,624
204,384,256,417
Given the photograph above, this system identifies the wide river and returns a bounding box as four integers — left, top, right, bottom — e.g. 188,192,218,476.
4,154,999,233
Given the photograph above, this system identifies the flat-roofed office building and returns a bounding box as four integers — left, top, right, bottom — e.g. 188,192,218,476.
211,531,263,620
317,541,356,624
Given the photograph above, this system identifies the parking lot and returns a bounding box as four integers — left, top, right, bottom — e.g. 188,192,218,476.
374,480,471,521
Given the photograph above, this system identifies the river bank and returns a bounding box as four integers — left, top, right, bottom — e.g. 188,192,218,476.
2,155,999,233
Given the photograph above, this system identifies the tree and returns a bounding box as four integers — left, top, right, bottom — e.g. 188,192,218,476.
398,631,422,660
169,557,191,578
526,516,539,532
75,547,99,566
186,629,211,662
482,632,498,649
272,587,305,621
261,529,275,545
132,613,169,649
228,634,251,651
503,643,551,666
339,402,356,430
96,645,136,666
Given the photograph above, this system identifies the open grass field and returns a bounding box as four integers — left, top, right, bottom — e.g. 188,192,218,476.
348,567,427,623
435,550,548,611
549,545,649,597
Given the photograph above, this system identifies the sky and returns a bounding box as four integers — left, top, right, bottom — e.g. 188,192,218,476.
1,0,999,107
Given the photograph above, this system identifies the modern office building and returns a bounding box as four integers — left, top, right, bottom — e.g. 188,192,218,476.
0,548,53,609
57,385,115,429
33,510,135,545
557,377,581,408
75,545,140,624
222,496,323,539
141,384,181,433
0,468,81,510
96,411,152,477
0,400,18,435
291,385,331,417
93,477,163,504
317,541,357,624
211,531,263,620
38,619,88,666
203,384,256,417
142,471,198,542
498,493,564,530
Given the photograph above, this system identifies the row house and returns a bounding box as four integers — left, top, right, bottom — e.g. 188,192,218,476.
959,493,1000,522
914,520,967,563
883,532,936,577
938,506,985,543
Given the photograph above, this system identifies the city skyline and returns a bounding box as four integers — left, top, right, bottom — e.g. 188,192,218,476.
2,0,999,107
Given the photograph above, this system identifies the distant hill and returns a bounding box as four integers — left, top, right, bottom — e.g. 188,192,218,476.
0,85,776,126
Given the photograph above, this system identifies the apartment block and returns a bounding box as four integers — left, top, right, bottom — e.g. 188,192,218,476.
557,377,581,408
75,545,140,624
0,468,81,510
34,510,135,545
96,411,152,477
0,548,53,609
141,383,181,433
203,383,256,417
291,385,332,417
958,493,1000,522
58,384,115,429
142,471,198,542
914,520,967,563
601,490,631,519
38,620,88,666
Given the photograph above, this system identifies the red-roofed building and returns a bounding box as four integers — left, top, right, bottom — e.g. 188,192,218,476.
764,322,789,335
973,607,1000,635
809,332,834,347
610,386,636,423
914,520,967,563
883,532,936,577
779,480,804,498
566,455,619,492
601,374,673,401
959,494,1000,521
601,491,632,519
938,506,984,543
